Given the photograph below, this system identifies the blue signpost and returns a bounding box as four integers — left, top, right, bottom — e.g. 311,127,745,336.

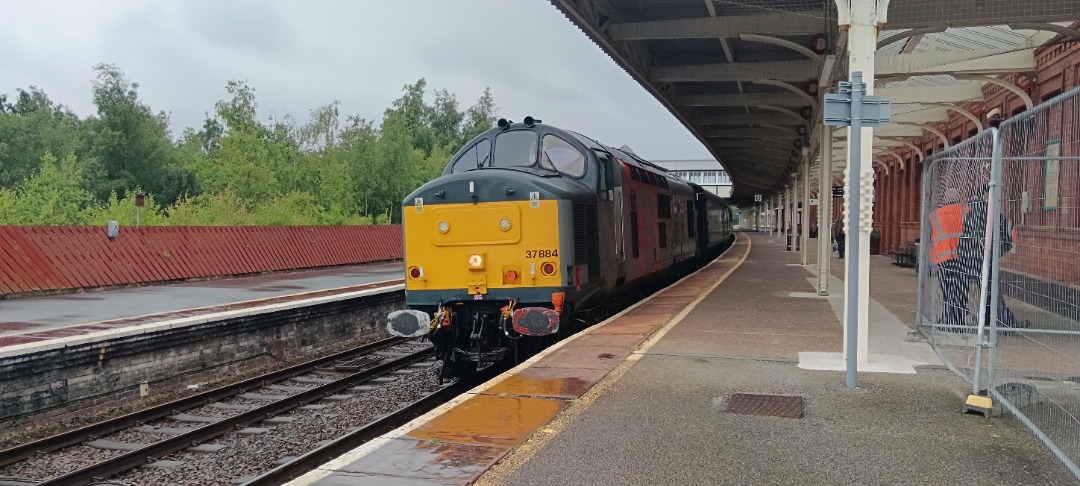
823,71,890,388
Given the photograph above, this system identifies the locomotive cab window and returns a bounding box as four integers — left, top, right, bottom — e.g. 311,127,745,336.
492,130,538,168
542,135,586,177
449,138,492,173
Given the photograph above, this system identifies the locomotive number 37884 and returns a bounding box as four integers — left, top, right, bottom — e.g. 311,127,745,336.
525,249,558,258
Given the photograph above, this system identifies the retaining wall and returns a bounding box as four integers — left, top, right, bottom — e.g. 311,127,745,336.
0,288,404,426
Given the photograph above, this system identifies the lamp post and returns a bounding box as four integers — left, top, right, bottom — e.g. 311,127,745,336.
135,192,145,228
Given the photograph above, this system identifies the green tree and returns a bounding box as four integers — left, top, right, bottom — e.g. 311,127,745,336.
165,189,252,225
86,64,192,203
462,87,497,141
0,152,94,225
0,87,91,189
81,189,168,226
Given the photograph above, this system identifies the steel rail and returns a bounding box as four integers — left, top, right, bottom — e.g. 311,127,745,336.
36,344,433,486
240,376,479,485
0,337,404,467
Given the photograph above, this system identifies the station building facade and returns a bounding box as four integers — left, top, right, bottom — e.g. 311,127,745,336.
872,33,1080,271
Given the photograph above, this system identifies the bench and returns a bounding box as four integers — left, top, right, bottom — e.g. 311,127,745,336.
892,240,918,268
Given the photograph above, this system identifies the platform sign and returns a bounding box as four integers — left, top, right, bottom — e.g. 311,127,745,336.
754,194,762,202
810,198,820,206
832,187,843,197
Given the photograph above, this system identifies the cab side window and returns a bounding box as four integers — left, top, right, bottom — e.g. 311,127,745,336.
542,135,586,177
450,138,492,173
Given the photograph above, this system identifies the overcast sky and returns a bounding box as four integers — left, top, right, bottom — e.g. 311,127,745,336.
2,0,715,161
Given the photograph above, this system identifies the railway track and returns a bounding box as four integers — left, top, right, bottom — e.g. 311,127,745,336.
0,337,461,486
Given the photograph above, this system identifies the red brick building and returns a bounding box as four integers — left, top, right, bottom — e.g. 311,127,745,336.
872,34,1079,288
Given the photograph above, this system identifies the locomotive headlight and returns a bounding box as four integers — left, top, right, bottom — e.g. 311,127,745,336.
499,217,511,231
468,254,484,269
437,220,450,233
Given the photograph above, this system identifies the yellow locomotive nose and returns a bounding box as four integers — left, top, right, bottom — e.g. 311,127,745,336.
402,197,560,295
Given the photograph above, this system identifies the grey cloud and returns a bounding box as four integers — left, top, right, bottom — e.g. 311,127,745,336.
2,0,714,161
178,0,296,57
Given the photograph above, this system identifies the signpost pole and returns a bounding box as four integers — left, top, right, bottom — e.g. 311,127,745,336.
823,71,890,388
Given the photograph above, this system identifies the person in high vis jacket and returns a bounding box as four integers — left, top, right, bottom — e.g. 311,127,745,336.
930,184,1025,331
929,188,970,328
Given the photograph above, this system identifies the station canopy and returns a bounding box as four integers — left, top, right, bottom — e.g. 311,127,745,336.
549,0,1080,203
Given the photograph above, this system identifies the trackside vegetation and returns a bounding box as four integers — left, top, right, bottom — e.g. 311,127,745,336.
0,64,498,226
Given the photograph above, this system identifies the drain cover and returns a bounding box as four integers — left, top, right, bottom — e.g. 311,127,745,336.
726,393,804,418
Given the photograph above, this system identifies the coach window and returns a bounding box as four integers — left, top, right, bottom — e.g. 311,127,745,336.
542,135,586,177
450,138,491,173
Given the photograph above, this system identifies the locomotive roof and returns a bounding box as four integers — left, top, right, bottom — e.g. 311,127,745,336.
562,128,680,181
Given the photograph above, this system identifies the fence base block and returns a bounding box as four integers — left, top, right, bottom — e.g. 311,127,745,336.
964,392,1001,418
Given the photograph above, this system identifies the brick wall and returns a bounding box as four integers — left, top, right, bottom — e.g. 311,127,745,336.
874,33,1080,264
0,289,403,426
0,225,403,296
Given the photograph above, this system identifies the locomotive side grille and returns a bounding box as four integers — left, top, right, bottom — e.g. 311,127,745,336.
687,204,695,238
573,202,601,279
659,222,667,248
630,211,640,258
657,194,672,219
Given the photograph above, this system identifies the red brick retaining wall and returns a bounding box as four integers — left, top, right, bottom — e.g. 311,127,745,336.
0,225,402,296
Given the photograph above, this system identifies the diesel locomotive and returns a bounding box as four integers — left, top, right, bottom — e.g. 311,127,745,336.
387,117,733,379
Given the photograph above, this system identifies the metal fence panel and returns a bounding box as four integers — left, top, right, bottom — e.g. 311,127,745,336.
918,86,1080,478
917,131,996,387
992,88,1080,476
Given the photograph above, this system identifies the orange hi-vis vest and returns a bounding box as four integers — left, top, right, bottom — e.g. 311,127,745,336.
929,203,966,264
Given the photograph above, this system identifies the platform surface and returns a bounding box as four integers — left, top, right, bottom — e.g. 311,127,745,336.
0,261,403,348
285,233,1076,486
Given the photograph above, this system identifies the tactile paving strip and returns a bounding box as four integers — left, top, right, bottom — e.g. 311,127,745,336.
726,393,804,418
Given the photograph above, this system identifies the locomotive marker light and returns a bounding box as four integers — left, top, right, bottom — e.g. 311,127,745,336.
499,217,511,231
437,220,450,233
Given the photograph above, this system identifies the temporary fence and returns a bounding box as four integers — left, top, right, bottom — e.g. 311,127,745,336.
917,86,1080,478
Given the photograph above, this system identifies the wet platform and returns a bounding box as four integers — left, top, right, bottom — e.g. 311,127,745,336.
286,232,1077,485
0,262,403,351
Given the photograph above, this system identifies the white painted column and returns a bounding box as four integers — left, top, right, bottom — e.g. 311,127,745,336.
764,200,770,233
786,186,794,250
791,173,799,252
764,199,769,234
770,197,776,234
801,156,811,265
781,193,790,238
839,0,886,366
818,130,833,295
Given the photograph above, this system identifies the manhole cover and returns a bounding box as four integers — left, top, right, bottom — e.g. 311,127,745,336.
726,393,804,418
